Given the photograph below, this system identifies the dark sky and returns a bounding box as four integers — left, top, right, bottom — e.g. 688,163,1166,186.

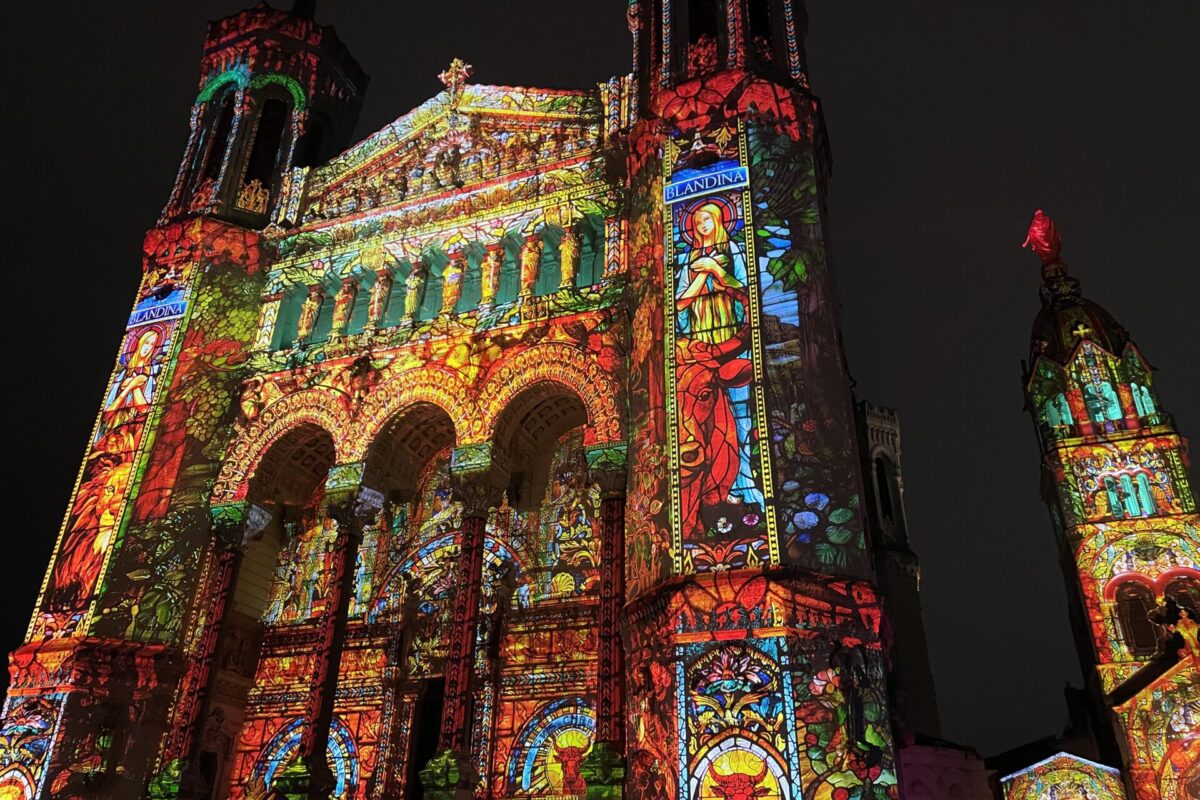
4,2,1197,758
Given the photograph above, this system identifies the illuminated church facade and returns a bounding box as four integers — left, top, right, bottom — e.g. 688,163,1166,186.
0,2,1194,800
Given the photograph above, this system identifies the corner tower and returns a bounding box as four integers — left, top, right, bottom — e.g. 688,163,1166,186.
0,4,365,799
1021,210,1200,800
622,2,901,799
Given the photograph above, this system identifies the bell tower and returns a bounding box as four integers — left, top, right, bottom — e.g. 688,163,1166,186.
621,2,901,799
160,1,367,226
1021,210,1200,799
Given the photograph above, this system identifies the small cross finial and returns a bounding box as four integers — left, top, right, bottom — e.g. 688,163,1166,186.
438,59,473,94
1071,322,1093,340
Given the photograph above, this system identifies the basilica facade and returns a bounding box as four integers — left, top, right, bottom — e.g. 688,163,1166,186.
0,2,1193,800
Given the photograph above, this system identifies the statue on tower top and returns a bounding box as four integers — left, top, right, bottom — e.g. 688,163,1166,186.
1022,209,1063,265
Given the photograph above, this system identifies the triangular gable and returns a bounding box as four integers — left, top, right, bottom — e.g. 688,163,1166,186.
299,83,605,224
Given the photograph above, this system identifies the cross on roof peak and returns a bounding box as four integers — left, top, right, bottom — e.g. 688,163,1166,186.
439,58,474,93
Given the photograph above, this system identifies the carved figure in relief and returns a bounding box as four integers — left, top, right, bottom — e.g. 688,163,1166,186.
368,271,392,323
404,266,424,318
481,248,502,303
296,290,321,340
520,238,542,296
442,256,465,312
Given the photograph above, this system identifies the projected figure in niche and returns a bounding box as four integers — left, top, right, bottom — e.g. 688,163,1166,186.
675,198,763,519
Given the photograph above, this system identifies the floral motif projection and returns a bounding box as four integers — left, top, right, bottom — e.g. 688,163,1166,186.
1118,661,1199,800
1001,753,1127,800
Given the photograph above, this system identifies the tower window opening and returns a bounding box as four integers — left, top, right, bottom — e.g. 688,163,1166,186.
494,242,521,305
381,264,411,328
534,228,563,297
200,94,236,183
1115,581,1159,657
748,0,775,62
272,289,305,350
685,0,723,75
239,98,290,214
873,456,895,525
456,255,483,313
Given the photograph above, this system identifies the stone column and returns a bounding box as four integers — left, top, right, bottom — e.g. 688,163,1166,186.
518,237,542,298
146,503,273,800
275,467,384,800
583,449,628,800
559,227,580,290
421,446,509,800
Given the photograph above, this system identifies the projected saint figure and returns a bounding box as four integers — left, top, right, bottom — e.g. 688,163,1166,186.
674,197,764,525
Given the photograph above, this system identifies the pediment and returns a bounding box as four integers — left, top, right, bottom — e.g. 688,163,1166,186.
300,82,605,224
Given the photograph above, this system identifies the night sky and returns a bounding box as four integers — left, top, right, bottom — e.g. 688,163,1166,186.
4,2,1198,758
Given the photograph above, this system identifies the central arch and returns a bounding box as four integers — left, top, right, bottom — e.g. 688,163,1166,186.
475,344,624,447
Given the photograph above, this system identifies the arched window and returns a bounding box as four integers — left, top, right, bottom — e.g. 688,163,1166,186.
1135,473,1156,516
1119,474,1141,518
1115,581,1159,656
199,92,236,183
1103,477,1121,518
684,0,722,75
244,98,290,186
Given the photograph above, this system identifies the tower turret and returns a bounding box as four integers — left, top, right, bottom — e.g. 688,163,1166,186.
161,2,367,226
1020,209,1200,800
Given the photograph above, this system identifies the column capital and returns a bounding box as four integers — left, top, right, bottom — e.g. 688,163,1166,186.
450,444,510,516
209,501,273,548
586,443,629,498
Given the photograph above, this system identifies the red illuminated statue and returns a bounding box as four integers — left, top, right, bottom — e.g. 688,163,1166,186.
1022,209,1063,265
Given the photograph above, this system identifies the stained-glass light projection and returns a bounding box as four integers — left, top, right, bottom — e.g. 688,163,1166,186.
2,3,910,800
1001,753,1127,800
1022,209,1200,800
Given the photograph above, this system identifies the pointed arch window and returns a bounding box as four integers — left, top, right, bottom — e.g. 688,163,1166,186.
308,292,337,344
534,229,564,297
272,288,306,350
1115,581,1158,657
